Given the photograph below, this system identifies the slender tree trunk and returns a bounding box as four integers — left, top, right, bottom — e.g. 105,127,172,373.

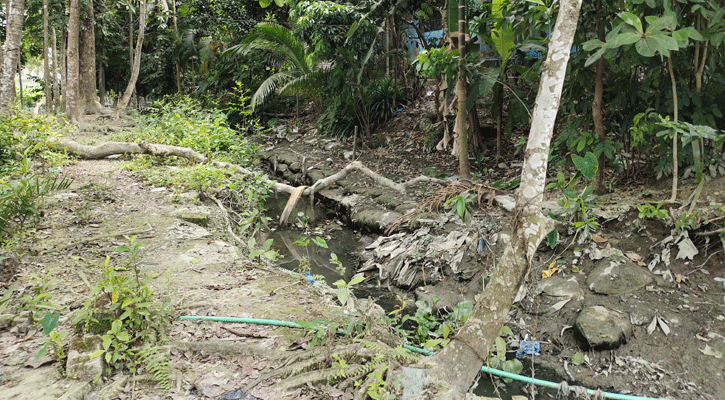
454,0,471,180
79,0,105,114
172,0,182,93
414,1,582,397
115,0,146,117
44,0,52,114
61,27,67,112
52,27,60,114
66,0,81,122
0,0,25,111
668,54,679,202
593,17,606,193
17,58,23,108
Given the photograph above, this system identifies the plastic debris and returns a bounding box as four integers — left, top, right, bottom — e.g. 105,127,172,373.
47,167,62,173
516,339,540,359
304,271,315,285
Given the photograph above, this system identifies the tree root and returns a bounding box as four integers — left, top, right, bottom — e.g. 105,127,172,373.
51,137,449,227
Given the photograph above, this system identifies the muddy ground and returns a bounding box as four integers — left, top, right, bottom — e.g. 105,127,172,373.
0,111,723,400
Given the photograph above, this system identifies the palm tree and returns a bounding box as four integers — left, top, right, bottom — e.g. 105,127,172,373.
226,23,330,111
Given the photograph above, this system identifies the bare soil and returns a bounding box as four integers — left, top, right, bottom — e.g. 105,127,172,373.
0,111,724,400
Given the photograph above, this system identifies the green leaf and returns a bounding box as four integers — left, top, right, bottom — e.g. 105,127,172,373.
615,32,643,46
348,275,365,286
503,359,524,375
547,230,559,249
620,12,643,34
35,344,50,360
584,47,607,68
571,152,598,180
273,0,284,6
259,0,272,8
41,312,60,335
499,326,514,337
571,352,586,365
582,39,604,52
89,349,105,359
312,237,328,248
634,37,659,57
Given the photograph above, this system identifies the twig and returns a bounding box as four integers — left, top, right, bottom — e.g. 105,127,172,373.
209,195,243,246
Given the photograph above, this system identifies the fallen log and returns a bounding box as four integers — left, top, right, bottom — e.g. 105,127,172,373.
50,138,448,224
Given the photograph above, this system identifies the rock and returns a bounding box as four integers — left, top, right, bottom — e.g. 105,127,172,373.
66,336,104,381
344,150,355,160
374,192,404,209
0,250,20,284
176,212,210,227
493,195,516,212
586,258,653,295
529,276,585,315
576,306,632,349
0,314,14,329
174,191,200,204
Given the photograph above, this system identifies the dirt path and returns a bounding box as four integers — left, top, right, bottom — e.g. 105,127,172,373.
0,154,346,399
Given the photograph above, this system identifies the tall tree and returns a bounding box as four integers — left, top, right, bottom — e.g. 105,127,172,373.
66,0,81,122
44,0,52,114
52,27,60,114
79,0,105,114
0,0,26,111
454,0,471,180
410,0,583,397
114,0,147,117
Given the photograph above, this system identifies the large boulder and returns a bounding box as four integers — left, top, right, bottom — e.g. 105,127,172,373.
586,258,652,295
576,306,632,349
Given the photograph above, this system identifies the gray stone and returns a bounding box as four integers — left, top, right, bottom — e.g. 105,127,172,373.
66,336,104,381
539,276,585,300
176,212,210,227
493,195,516,212
351,207,402,231
56,381,92,400
374,192,404,209
175,191,200,204
576,306,632,349
586,258,653,295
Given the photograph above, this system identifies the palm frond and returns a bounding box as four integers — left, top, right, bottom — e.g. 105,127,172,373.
252,71,300,110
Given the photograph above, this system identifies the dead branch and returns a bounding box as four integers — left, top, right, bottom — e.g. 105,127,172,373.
52,138,448,219
40,223,153,255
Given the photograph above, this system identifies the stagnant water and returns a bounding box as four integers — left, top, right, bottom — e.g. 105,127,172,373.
264,193,562,399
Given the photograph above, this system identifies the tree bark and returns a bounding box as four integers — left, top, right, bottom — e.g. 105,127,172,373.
79,0,106,114
172,0,182,93
414,0,582,397
114,0,146,117
454,0,471,180
667,54,679,202
66,0,81,122
44,0,52,114
61,26,67,113
593,16,606,193
52,27,60,114
0,0,25,111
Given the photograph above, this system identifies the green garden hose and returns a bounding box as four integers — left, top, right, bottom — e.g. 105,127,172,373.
179,315,672,400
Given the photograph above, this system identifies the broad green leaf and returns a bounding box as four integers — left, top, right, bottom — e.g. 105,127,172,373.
35,344,50,360
41,312,59,335
584,47,607,68
547,230,559,248
582,39,604,51
635,37,659,57
503,359,524,374
571,352,586,365
572,152,598,180
89,349,105,359
500,326,514,336
616,32,643,46
273,0,284,6
620,12,643,34
672,29,690,42
684,27,704,41
645,15,675,34
259,0,272,8
348,275,365,286
312,237,328,248
645,0,656,7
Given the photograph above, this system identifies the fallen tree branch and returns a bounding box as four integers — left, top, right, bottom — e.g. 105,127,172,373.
52,139,448,218
40,223,153,255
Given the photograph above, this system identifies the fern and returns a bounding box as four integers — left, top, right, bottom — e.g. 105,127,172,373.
137,344,171,391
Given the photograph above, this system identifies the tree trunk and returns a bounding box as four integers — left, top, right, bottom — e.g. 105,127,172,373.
66,0,81,122
44,0,51,114
667,54,679,202
593,17,606,193
0,0,25,111
79,0,106,114
52,27,60,114
172,0,182,93
61,27,67,112
115,0,146,117
17,58,23,108
454,0,471,180
414,0,582,397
